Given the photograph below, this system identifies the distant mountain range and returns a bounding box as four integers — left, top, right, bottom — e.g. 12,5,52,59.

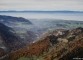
0,10,83,13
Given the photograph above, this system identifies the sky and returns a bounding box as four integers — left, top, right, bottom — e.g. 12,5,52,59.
0,0,83,11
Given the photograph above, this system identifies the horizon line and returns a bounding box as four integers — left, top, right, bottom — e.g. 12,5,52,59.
0,10,83,12
0,10,83,11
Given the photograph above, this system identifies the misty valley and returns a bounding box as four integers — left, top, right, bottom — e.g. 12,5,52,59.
0,15,83,60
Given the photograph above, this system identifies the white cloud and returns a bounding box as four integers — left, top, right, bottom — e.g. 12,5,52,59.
0,0,83,11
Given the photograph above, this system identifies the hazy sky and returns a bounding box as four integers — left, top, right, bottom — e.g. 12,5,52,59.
0,0,83,11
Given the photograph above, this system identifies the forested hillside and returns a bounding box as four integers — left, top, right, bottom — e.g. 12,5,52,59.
1,27,83,60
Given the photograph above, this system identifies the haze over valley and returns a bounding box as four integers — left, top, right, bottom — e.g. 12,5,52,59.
0,0,83,59
0,12,83,60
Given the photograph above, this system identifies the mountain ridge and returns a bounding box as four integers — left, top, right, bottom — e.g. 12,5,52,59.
0,22,27,57
1,27,83,60
0,11,83,13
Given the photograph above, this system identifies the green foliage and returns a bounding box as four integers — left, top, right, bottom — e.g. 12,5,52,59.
18,57,31,60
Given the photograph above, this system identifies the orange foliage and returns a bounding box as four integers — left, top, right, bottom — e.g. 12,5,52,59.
6,37,51,60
